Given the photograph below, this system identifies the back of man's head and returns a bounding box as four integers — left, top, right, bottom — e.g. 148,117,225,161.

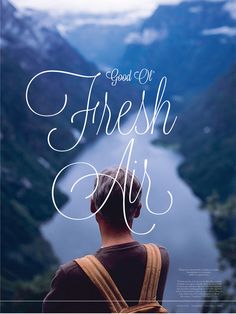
93,167,142,228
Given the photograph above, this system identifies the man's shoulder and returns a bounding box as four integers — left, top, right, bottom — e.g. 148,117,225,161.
158,245,168,254
144,243,169,268
156,244,169,259
59,258,87,278
59,243,169,274
144,243,169,255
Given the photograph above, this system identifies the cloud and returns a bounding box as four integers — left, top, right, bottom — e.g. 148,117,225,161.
124,28,167,45
11,0,182,24
202,26,236,36
58,12,159,28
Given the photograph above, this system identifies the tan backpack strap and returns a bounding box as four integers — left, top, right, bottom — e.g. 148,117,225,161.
74,255,127,313
139,243,162,304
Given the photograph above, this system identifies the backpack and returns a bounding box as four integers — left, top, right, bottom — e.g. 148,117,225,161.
74,243,168,313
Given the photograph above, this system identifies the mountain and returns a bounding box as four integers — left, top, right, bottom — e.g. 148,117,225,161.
164,61,236,314
1,0,138,311
1,0,94,307
137,1,236,306
169,63,236,203
121,0,236,106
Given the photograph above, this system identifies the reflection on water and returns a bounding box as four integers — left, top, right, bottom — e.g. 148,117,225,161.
42,111,223,312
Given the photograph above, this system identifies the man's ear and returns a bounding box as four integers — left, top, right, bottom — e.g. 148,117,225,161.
134,203,141,218
90,198,97,213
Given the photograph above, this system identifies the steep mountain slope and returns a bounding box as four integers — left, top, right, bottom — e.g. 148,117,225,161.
121,0,236,105
1,0,94,306
171,63,236,202
1,0,138,310
166,61,236,314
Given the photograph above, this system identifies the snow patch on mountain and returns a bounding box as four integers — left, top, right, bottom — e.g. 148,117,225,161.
189,6,202,14
0,38,8,48
38,157,51,170
71,128,86,144
224,0,236,20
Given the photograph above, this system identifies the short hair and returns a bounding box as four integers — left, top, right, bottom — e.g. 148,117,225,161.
93,167,142,227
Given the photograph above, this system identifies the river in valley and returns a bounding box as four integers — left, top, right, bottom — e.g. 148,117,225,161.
42,110,224,312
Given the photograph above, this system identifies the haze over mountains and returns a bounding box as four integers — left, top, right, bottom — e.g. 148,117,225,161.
42,0,236,108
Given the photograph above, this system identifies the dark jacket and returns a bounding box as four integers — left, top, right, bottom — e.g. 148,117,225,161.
42,241,169,313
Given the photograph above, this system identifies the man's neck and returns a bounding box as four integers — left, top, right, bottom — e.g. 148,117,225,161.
100,227,134,248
